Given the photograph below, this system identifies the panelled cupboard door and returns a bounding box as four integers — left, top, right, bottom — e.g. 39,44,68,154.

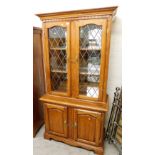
74,19,107,101
44,103,68,137
74,109,102,146
43,22,71,96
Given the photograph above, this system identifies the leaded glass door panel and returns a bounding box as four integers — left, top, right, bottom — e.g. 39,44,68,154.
75,19,107,101
44,22,71,96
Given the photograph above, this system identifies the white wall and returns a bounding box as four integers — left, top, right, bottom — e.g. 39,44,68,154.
106,16,122,126
33,0,122,125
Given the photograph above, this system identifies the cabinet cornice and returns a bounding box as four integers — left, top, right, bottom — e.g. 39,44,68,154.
36,6,118,21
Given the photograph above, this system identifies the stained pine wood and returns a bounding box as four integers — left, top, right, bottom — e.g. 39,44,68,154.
44,132,104,155
68,108,74,139
36,6,117,21
70,21,77,97
37,6,117,155
44,103,67,137
74,109,102,146
103,17,113,101
40,94,108,112
42,23,51,93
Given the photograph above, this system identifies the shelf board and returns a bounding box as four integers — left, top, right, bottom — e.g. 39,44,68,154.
50,47,66,50
80,48,101,51
80,72,100,76
51,69,67,73
80,82,99,87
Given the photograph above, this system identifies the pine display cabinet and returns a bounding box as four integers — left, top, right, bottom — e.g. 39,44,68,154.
36,6,118,155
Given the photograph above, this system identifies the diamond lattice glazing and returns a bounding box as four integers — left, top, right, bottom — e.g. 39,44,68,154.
48,26,67,92
79,24,102,98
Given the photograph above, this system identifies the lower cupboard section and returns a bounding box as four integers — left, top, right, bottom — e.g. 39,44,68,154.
43,103,105,147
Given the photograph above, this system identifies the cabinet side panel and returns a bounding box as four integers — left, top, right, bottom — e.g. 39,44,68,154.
103,17,112,101
33,27,45,137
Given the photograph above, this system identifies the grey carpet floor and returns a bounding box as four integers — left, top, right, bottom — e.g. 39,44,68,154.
33,126,119,155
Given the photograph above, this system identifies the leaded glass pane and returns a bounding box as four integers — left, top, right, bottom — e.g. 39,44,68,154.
79,24,102,98
48,26,67,92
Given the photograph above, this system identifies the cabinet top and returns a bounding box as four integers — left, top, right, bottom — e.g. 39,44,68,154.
36,6,118,21
40,94,109,112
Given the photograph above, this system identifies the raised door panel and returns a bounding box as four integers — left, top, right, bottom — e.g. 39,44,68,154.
74,109,102,146
44,103,67,137
43,22,71,97
73,19,107,101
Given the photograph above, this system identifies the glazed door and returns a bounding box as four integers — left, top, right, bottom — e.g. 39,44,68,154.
74,19,107,101
44,103,68,137
74,109,102,146
43,22,71,96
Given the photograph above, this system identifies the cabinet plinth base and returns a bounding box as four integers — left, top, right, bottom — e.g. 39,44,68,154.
44,132,104,155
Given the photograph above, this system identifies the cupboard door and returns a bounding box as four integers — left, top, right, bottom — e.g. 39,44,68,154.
74,19,107,101
74,109,102,146
43,22,71,96
44,103,68,137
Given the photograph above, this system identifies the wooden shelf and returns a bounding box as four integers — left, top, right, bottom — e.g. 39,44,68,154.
80,72,99,76
51,69,67,73
80,48,101,51
52,81,99,94
52,70,99,75
80,82,99,87
52,81,99,97
50,47,66,50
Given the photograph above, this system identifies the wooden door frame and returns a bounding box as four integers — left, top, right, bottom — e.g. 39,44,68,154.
42,21,71,97
73,19,108,101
